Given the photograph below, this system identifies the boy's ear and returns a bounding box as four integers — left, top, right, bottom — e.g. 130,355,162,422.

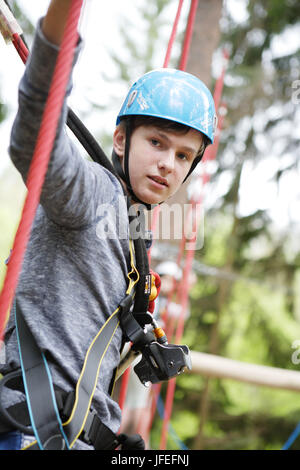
113,125,126,158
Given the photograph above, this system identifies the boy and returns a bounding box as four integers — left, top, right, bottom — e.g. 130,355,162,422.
0,0,215,450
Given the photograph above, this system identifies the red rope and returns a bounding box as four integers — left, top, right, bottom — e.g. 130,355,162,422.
0,0,83,340
163,0,185,68
158,48,228,451
179,0,198,71
12,33,28,63
143,0,201,448
159,215,198,449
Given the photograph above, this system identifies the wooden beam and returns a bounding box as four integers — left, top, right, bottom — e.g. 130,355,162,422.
190,351,300,392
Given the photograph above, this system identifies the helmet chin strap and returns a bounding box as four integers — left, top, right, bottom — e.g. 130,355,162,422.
112,118,156,211
112,117,206,209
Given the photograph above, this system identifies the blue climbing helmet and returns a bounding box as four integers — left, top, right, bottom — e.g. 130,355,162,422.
116,68,216,144
113,68,217,208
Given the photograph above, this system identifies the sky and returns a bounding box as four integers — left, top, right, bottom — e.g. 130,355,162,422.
0,0,299,238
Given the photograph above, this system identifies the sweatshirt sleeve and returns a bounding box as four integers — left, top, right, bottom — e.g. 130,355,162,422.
9,19,116,229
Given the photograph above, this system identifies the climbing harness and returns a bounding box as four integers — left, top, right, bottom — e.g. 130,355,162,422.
0,0,192,450
0,240,141,450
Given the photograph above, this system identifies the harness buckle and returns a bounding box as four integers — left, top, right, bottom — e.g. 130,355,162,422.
118,294,134,315
81,408,98,445
81,409,119,450
61,390,75,421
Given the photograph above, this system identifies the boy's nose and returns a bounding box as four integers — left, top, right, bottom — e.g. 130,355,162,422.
158,150,175,172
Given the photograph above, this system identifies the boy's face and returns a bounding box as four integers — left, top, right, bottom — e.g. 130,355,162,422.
113,124,203,205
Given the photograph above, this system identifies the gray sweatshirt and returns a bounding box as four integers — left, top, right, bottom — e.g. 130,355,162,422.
0,20,131,447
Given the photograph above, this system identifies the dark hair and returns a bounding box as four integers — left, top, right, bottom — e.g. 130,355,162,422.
119,115,209,159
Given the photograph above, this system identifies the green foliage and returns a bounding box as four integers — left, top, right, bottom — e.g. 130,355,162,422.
0,100,7,123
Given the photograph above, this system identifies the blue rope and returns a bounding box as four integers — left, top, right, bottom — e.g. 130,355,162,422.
156,394,189,450
282,422,300,450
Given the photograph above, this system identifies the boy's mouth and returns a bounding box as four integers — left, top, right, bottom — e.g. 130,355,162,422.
148,175,169,188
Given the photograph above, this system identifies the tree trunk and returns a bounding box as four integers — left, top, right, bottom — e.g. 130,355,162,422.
186,0,224,87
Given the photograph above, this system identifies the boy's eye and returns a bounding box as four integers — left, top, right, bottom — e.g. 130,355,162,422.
177,152,188,161
151,139,160,147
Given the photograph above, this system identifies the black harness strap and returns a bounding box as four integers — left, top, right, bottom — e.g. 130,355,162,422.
111,117,154,210
66,108,152,318
0,370,33,435
66,108,116,175
129,221,150,318
14,299,69,450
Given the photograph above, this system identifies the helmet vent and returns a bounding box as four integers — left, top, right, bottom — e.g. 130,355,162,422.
127,90,138,108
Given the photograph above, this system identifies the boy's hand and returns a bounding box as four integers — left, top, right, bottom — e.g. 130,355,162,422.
42,0,74,46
